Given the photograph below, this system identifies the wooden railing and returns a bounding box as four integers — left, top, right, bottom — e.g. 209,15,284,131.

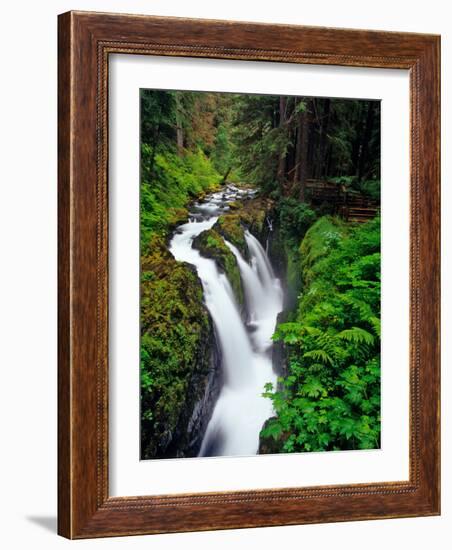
305,179,379,223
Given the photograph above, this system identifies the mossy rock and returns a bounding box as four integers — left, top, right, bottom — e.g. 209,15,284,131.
213,214,247,254
140,235,217,459
227,200,242,210
213,196,273,254
167,207,189,229
300,216,348,285
258,417,289,454
236,197,269,235
192,228,244,309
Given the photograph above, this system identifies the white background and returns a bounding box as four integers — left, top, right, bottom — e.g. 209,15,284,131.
110,56,409,496
0,0,449,548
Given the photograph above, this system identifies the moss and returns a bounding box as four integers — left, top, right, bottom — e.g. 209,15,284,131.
213,196,273,255
167,207,189,229
300,216,348,285
285,248,302,304
140,234,214,459
192,229,244,308
140,147,222,249
237,197,269,234
214,214,247,253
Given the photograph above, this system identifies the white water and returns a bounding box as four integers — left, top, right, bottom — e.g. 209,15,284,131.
226,235,282,353
169,186,283,457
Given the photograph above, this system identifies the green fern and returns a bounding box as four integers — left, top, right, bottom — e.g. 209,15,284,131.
263,216,381,454
303,349,334,366
336,327,375,346
369,316,381,337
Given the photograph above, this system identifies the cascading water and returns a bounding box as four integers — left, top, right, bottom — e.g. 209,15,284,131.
226,236,282,353
169,185,283,457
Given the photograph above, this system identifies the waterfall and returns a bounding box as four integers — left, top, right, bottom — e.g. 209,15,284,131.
225,238,282,352
170,219,254,390
169,186,283,457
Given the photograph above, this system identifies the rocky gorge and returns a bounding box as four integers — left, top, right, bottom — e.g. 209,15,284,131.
140,183,283,459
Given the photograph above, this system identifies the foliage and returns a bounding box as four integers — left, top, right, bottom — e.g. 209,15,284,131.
141,147,221,248
233,95,381,193
358,179,381,201
211,122,234,175
261,216,381,452
278,197,317,249
232,94,289,189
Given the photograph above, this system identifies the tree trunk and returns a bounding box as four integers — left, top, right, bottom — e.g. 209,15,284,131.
277,96,287,186
221,166,231,184
319,98,331,179
293,99,303,184
357,102,375,181
148,125,160,180
175,93,184,156
352,101,365,176
295,99,310,202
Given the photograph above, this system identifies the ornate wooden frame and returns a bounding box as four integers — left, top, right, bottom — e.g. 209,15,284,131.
58,10,440,539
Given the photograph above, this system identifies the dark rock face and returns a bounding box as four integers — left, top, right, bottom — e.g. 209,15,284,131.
265,221,287,281
258,417,288,454
272,310,289,380
140,235,223,460
165,314,222,458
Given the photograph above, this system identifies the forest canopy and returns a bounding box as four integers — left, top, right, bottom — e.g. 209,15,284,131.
140,90,380,242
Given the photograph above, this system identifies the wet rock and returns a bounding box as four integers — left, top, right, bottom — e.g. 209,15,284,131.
272,310,288,380
166,315,222,458
193,228,245,312
140,236,223,460
258,417,288,454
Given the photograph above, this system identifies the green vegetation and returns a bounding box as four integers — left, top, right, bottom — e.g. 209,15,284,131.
233,95,380,198
260,216,381,452
141,147,221,247
139,88,381,458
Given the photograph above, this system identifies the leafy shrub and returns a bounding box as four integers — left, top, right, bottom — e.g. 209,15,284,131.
278,197,317,249
140,146,221,249
261,216,381,452
358,179,380,201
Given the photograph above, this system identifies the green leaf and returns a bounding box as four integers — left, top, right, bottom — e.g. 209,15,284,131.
262,421,283,441
336,327,374,346
303,349,334,366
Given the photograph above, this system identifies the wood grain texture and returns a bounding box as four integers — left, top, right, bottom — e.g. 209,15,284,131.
57,10,72,539
57,10,440,539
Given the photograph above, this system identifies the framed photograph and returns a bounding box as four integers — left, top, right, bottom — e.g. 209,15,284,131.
58,11,440,538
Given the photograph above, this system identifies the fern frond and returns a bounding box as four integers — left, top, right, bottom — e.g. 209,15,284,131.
336,327,374,346
369,317,381,338
303,349,334,365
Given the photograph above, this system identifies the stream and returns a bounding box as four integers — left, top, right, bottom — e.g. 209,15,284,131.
169,185,283,457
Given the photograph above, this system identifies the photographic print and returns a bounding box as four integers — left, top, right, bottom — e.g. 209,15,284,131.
58,13,440,537
139,90,381,460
